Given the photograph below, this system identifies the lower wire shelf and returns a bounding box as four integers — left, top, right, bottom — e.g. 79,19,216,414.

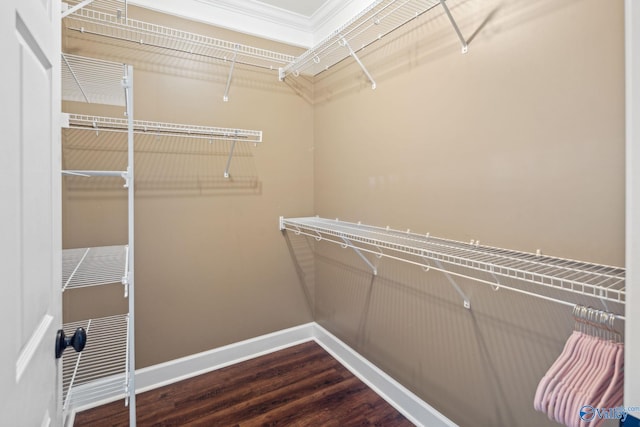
62,314,130,413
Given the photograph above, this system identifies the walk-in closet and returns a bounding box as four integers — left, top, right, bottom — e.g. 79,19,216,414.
2,0,638,426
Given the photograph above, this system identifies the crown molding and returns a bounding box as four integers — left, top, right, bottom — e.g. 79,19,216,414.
310,0,377,44
128,0,376,48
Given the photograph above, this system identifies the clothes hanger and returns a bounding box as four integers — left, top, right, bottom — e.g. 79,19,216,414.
571,312,619,427
535,306,585,413
548,307,596,422
566,311,616,427
552,329,600,423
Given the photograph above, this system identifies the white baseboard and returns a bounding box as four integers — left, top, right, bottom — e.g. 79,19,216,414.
135,322,316,393
311,324,457,427
69,322,456,427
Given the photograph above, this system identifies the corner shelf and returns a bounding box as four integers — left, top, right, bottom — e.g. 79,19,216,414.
280,217,626,313
279,0,468,88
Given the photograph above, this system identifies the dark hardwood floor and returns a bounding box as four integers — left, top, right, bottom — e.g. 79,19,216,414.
73,341,414,426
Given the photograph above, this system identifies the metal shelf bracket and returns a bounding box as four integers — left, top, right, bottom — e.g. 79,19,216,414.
224,134,238,179
439,0,468,54
341,37,377,90
223,45,239,102
341,236,378,275
434,260,471,309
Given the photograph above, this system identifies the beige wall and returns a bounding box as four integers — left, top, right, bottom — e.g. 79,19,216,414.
311,0,624,426
61,7,315,367
61,0,626,425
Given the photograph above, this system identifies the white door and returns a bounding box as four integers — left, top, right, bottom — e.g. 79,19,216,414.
0,0,62,426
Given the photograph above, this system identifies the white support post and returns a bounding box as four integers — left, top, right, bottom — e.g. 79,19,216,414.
122,64,136,427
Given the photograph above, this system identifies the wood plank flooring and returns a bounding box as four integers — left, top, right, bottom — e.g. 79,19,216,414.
73,341,414,426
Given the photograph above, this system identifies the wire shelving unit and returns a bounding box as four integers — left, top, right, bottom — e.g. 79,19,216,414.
60,51,137,424
279,0,468,88
280,217,626,315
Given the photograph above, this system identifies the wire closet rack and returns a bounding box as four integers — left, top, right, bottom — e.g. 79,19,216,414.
279,217,626,317
62,113,263,178
279,0,468,88
65,113,263,143
60,50,137,424
62,0,295,72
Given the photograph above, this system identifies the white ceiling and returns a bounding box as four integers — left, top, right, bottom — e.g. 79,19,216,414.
129,0,376,48
253,0,331,17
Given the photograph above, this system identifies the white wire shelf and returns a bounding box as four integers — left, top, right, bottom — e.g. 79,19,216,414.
62,314,130,412
64,113,263,143
62,53,127,105
280,0,467,80
62,245,128,291
63,5,295,72
279,217,626,307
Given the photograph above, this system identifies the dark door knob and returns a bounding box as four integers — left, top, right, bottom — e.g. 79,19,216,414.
55,327,87,359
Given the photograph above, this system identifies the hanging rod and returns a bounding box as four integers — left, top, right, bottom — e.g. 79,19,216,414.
279,217,626,318
63,7,294,72
62,113,263,143
279,0,468,81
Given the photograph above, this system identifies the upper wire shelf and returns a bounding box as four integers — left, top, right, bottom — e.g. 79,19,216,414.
62,245,128,291
62,53,127,105
64,113,263,143
280,0,467,80
62,4,295,72
280,217,626,307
